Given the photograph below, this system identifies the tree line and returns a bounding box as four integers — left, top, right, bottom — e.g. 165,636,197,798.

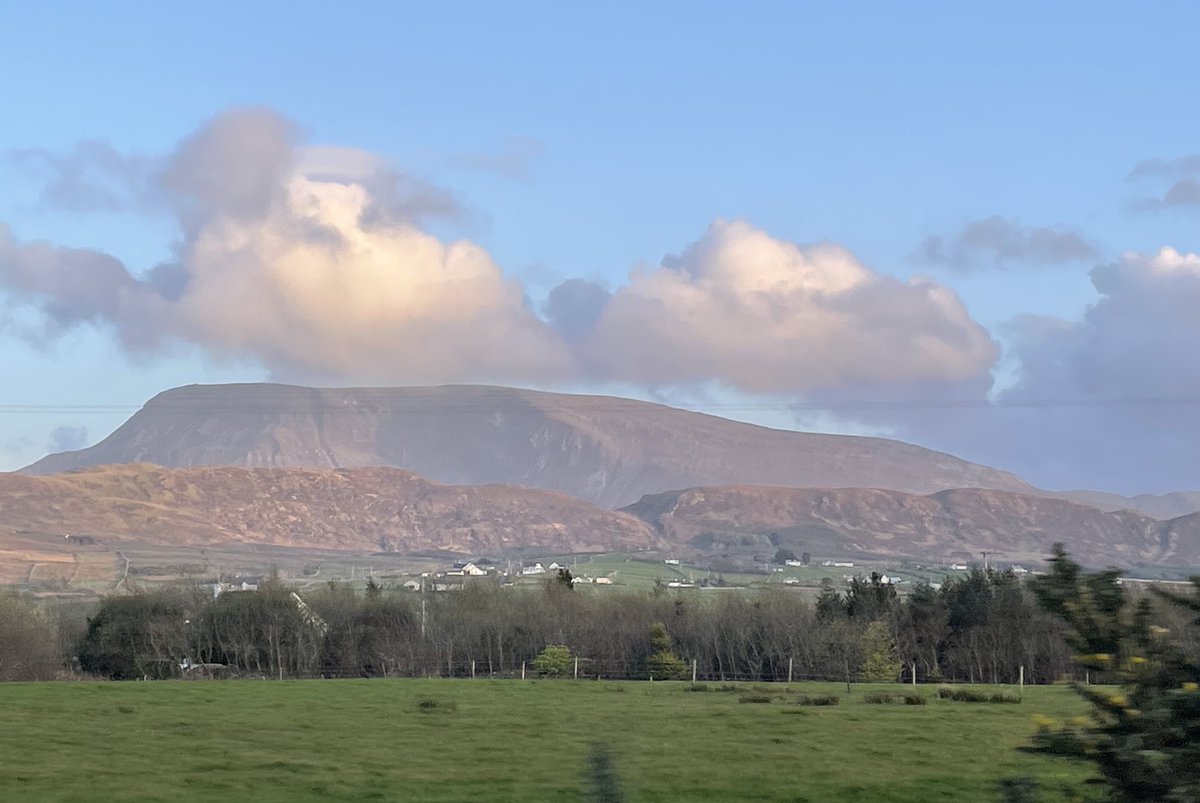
0,567,1109,683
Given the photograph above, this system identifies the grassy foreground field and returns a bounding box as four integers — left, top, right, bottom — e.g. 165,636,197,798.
0,680,1097,802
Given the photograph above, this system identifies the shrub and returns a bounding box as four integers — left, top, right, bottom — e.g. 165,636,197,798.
938,686,990,703
716,683,739,693
738,694,773,704
683,683,710,692
533,644,573,677
863,693,894,704
796,694,840,706
903,694,927,705
990,692,1021,704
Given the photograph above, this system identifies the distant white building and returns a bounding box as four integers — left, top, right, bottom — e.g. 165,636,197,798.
594,576,614,585
1011,565,1029,575
950,563,969,571
784,559,804,567
547,562,566,571
521,563,546,575
664,558,680,565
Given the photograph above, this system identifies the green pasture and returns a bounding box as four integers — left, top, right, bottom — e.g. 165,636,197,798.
0,679,1098,801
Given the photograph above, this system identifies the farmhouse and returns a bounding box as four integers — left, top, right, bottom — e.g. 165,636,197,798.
521,563,546,575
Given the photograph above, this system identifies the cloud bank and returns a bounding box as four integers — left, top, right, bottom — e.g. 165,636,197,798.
0,108,993,395
882,247,1200,492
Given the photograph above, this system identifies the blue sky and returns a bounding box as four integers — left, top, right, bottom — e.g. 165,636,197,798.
1,1,1198,493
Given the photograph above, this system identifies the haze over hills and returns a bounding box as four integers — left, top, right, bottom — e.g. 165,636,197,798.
624,485,1200,568
23,383,1036,508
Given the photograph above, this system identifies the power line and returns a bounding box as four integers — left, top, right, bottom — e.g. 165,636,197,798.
2,395,1200,415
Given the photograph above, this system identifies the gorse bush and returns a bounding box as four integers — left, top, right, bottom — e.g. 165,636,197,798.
532,645,573,677
795,694,840,706
863,693,895,704
738,694,773,704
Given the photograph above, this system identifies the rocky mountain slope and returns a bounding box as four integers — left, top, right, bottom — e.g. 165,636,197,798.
0,464,658,556
23,383,1034,508
624,485,1200,568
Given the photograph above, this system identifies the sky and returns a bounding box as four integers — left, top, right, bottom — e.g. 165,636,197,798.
0,1,1198,494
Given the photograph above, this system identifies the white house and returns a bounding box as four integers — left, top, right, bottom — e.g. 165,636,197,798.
594,576,614,585
664,558,680,565
547,562,566,571
784,559,805,567
521,563,546,575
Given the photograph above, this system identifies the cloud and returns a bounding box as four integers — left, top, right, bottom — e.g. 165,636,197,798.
914,216,1097,270
880,247,1200,493
452,137,544,181
1128,154,1200,210
576,220,998,394
45,426,88,453
8,141,155,213
543,278,610,345
1128,154,1200,179
1,111,1002,398
0,108,572,384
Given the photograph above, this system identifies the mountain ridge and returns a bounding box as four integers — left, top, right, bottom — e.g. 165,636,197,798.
22,383,1035,508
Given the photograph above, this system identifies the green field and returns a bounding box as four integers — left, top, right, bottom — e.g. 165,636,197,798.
0,680,1098,801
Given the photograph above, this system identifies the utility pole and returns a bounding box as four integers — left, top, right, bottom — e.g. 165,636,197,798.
980,550,997,571
420,573,427,639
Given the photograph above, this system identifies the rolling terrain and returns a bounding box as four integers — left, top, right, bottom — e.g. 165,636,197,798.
22,383,1035,508
0,464,658,582
625,484,1200,568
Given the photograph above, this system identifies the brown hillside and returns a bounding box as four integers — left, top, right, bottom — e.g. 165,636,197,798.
624,485,1198,567
0,464,658,557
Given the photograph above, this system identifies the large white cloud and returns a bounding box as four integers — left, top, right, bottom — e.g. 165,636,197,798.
575,220,998,393
0,109,572,384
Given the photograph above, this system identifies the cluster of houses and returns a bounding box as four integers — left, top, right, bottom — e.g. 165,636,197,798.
401,560,619,591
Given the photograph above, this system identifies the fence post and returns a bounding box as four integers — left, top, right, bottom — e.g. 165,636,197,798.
1019,665,1024,700
574,656,579,680
471,659,476,680
521,661,526,680
911,663,917,687
787,657,794,684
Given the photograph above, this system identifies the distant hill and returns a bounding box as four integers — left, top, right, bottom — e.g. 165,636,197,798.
0,464,657,556
624,485,1200,568
22,383,1035,508
1057,489,1200,520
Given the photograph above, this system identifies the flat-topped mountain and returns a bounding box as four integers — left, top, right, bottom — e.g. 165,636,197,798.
23,383,1034,508
624,485,1200,568
0,464,657,555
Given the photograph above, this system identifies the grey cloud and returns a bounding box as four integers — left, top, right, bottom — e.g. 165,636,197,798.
8,141,153,213
157,107,299,233
1128,154,1200,211
543,279,611,345
915,216,1097,271
876,247,1200,494
453,137,543,181
46,426,88,453
1128,154,1200,180
359,168,467,227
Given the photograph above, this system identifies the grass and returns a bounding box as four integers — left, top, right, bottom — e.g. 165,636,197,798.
0,680,1099,801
